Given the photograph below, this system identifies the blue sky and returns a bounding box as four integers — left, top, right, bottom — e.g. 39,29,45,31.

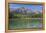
9,4,43,11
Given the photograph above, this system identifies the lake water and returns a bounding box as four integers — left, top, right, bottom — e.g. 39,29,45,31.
8,18,43,30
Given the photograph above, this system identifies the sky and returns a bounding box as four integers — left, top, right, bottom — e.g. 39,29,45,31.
9,4,43,12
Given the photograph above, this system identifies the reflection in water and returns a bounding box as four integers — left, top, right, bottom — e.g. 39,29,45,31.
8,18,43,30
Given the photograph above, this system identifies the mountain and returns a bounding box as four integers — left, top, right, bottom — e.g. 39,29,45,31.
10,7,42,15
9,7,43,18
